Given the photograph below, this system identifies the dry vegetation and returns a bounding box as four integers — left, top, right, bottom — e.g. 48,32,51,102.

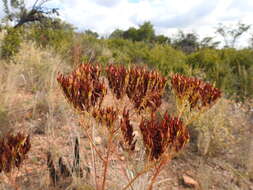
0,39,253,190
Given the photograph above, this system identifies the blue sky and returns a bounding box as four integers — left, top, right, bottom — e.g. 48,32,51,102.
1,0,253,47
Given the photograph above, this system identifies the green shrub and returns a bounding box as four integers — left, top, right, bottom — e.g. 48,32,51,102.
1,27,23,59
148,44,189,75
186,48,253,100
28,19,74,55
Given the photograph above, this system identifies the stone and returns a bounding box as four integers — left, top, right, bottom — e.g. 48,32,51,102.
182,174,199,188
94,136,102,145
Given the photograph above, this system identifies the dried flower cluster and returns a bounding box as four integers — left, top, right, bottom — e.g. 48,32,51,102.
0,133,31,173
171,74,221,109
139,112,189,160
92,106,118,127
106,65,167,112
106,65,128,99
120,108,136,151
57,63,107,112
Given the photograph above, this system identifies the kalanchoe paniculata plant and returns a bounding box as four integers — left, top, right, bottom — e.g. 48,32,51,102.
92,106,118,129
0,132,31,173
106,65,128,99
57,63,221,190
57,63,107,112
120,108,137,151
139,112,189,161
171,74,221,110
106,65,167,113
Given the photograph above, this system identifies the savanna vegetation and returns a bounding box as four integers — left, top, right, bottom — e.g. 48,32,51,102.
0,0,253,189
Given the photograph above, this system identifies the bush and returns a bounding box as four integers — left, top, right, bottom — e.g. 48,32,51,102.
28,19,74,56
1,27,23,59
186,48,253,100
192,98,233,156
10,41,70,93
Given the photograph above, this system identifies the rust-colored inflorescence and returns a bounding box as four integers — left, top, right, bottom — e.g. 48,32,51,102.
57,63,107,112
92,106,118,127
106,65,167,113
120,108,137,151
171,74,221,109
106,65,128,99
0,132,31,173
139,112,189,161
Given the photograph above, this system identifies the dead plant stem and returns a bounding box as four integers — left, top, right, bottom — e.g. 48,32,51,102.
101,133,113,190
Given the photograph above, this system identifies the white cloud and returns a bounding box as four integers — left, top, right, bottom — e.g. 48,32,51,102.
0,0,4,19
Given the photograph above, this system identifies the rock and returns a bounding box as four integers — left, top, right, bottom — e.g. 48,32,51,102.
94,136,102,145
182,174,199,188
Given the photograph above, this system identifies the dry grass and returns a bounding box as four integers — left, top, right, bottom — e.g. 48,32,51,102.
192,98,234,156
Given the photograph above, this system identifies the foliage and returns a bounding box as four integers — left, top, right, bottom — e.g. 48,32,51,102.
84,29,99,38
187,48,253,100
29,18,74,54
173,31,199,54
199,37,220,49
1,27,23,59
109,29,124,39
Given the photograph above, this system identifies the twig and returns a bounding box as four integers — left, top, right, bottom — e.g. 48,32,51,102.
147,158,168,190
122,165,153,190
101,133,113,190
83,126,105,162
90,125,99,190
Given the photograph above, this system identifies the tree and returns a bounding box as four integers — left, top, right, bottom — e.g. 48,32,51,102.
2,0,59,28
84,29,99,38
109,29,124,39
216,22,250,48
173,31,199,54
138,21,155,42
154,34,171,45
123,27,139,41
122,21,155,42
199,37,220,49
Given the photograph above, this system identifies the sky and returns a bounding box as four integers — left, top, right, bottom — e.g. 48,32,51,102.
1,0,253,47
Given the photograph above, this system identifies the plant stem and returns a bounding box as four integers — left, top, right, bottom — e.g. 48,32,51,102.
83,126,105,162
101,133,113,190
122,166,151,190
147,158,167,190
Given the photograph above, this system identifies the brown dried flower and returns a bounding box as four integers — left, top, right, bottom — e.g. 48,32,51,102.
57,63,107,112
0,132,31,173
120,108,136,151
171,74,221,110
139,112,189,160
92,106,118,127
106,64,167,113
